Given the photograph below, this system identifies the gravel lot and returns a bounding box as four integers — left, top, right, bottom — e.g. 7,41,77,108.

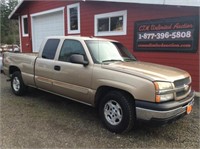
0,73,199,148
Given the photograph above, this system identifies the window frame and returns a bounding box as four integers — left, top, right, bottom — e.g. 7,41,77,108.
67,3,81,34
58,39,87,63
21,15,29,37
94,10,127,36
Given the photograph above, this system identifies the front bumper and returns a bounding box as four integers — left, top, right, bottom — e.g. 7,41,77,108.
135,91,195,122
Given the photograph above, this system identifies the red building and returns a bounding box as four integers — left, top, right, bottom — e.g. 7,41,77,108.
9,0,199,93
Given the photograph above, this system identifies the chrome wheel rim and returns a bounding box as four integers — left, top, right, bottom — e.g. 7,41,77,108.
104,100,123,126
13,77,20,92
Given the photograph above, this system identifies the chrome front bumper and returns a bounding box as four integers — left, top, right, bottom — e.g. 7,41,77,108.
136,92,195,121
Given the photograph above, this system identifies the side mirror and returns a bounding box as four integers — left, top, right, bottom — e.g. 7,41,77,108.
70,54,89,66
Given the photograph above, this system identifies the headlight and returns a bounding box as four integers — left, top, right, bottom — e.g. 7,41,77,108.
154,82,174,102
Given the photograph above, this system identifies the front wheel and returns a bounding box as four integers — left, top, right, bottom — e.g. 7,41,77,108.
11,71,27,96
99,90,135,133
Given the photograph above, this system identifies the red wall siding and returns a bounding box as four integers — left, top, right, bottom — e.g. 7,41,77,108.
19,1,69,53
19,6,32,53
18,1,199,91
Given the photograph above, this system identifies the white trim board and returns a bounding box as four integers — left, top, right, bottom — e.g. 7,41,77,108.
94,10,127,36
21,15,28,37
18,16,22,52
30,7,65,17
67,3,81,34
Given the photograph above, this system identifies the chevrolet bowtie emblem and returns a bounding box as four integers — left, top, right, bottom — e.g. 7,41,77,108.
184,84,189,91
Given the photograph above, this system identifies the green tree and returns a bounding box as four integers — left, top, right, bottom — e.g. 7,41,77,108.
0,0,19,45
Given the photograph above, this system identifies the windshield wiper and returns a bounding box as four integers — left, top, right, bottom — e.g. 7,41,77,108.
102,59,123,63
124,58,137,62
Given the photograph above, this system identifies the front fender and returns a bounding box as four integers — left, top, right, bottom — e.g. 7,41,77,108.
94,78,156,102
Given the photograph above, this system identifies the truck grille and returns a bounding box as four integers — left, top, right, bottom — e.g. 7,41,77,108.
174,77,191,100
174,77,190,87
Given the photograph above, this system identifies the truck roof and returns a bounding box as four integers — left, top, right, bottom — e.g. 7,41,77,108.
45,36,118,42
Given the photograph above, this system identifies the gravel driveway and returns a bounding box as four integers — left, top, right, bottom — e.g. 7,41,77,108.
0,74,199,148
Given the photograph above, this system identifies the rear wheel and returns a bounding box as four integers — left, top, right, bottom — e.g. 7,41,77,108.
11,71,27,96
99,90,135,133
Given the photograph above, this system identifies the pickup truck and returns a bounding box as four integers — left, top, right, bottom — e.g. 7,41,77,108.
3,36,195,133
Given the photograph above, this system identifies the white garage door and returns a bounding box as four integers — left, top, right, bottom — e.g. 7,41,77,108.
32,9,64,52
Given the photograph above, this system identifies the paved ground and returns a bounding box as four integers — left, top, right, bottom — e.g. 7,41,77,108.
0,74,199,148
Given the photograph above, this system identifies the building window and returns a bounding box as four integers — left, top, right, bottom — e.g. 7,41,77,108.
95,10,127,36
67,3,80,34
21,15,29,37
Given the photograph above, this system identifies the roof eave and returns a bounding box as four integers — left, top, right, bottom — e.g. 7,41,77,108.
9,0,200,20
92,0,200,7
8,0,24,19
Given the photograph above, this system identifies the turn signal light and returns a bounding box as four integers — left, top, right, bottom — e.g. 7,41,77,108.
187,105,192,114
156,95,160,103
154,82,159,91
154,82,160,102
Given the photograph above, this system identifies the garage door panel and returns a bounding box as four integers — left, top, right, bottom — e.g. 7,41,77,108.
32,11,64,52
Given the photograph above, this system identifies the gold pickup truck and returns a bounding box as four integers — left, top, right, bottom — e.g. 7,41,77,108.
3,36,195,133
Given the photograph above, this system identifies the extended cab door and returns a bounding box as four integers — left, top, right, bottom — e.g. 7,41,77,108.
35,39,60,92
52,39,93,104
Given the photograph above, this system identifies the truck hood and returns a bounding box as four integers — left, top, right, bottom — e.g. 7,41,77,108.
101,61,190,82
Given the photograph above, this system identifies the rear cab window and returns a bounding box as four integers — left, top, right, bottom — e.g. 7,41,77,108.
42,39,60,59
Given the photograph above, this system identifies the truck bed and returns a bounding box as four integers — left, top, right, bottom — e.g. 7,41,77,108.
3,52,38,86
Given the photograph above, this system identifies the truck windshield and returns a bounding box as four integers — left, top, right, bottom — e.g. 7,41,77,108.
85,40,137,64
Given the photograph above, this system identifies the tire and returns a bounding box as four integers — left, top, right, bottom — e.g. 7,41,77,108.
99,90,135,133
11,71,27,96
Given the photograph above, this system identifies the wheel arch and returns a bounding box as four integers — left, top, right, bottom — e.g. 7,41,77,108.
94,86,135,108
9,66,21,76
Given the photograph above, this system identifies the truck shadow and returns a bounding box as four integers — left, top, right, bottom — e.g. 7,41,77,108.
25,87,199,139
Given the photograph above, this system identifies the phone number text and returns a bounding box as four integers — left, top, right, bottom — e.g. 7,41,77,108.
138,31,192,41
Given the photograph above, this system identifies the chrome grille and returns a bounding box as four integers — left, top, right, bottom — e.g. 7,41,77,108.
174,77,191,100
177,90,188,97
174,77,190,87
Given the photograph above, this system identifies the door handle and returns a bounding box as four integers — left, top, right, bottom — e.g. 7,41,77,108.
54,65,61,71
